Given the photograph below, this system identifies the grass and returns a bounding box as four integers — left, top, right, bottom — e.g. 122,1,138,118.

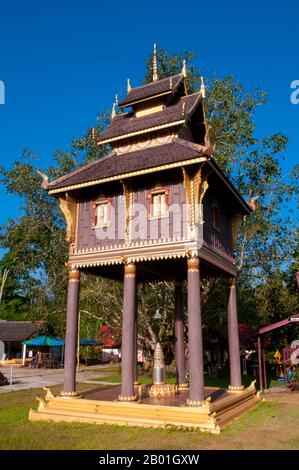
1,385,299,449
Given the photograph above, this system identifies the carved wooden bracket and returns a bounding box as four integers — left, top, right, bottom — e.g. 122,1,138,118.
231,213,243,249
182,165,209,232
121,180,133,243
59,193,77,243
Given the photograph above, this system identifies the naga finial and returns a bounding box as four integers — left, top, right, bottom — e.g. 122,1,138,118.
181,59,187,78
127,78,131,93
200,76,206,98
152,43,158,81
111,102,116,119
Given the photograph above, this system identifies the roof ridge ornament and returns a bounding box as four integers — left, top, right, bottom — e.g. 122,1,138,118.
127,79,132,93
181,59,187,78
153,43,158,82
111,102,116,119
200,76,206,98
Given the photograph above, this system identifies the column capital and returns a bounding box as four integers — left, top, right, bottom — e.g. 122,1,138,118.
69,268,80,283
229,277,237,288
124,262,136,278
187,256,200,273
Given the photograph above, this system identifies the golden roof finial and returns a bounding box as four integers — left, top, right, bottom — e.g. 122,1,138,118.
181,59,187,78
200,76,206,98
111,102,116,119
152,43,158,82
127,79,131,93
115,94,119,106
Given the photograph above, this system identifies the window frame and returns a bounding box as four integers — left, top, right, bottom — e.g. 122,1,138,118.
147,186,169,220
92,197,112,228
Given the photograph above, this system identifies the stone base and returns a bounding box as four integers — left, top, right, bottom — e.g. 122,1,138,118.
30,381,261,433
228,385,245,391
118,394,138,402
149,383,178,398
178,383,189,390
59,391,82,399
186,398,205,407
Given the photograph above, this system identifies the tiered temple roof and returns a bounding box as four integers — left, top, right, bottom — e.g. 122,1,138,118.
45,52,250,213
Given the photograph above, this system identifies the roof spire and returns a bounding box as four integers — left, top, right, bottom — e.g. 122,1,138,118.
127,79,131,93
181,59,187,78
200,76,206,98
115,94,119,106
152,43,158,82
111,102,116,119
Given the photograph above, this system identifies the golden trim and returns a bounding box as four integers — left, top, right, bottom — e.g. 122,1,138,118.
121,180,133,243
96,119,185,146
186,398,205,407
228,385,244,391
118,394,138,402
69,268,80,282
59,391,81,397
124,262,136,277
48,157,207,195
59,193,77,243
187,256,200,272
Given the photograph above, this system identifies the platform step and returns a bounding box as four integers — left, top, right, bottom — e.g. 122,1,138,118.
29,383,261,433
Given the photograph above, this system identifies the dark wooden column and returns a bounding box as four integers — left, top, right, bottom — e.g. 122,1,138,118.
174,281,187,388
187,256,205,405
133,306,138,384
119,262,137,401
227,278,243,390
62,268,80,396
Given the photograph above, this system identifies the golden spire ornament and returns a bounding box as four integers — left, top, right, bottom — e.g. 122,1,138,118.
115,94,119,106
152,43,158,81
111,102,116,119
127,78,131,93
181,59,187,78
200,76,206,98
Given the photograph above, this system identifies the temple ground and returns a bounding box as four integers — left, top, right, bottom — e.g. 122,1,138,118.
1,384,299,449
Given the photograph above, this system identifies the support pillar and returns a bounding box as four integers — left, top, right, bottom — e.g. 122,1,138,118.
62,268,80,396
119,262,137,401
227,278,243,390
174,281,187,388
22,343,27,366
187,256,205,405
133,306,139,384
257,336,263,391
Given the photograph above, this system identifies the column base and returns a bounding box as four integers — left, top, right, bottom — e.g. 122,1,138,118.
228,385,244,391
59,391,82,398
186,398,204,407
178,383,189,390
118,394,138,402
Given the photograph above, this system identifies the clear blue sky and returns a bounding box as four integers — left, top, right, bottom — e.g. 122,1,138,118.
0,0,298,228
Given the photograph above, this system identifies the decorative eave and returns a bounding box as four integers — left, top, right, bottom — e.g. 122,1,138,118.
96,119,185,146
48,155,208,195
118,74,184,108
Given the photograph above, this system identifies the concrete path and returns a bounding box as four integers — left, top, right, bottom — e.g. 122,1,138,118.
0,365,114,394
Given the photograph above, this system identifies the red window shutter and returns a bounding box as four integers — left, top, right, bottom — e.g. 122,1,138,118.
165,189,169,209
